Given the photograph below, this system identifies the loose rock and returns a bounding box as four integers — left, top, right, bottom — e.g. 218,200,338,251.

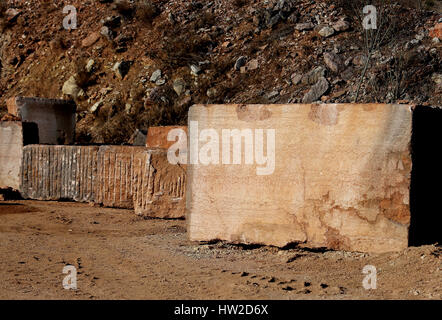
323,52,342,73
150,69,162,83
302,77,329,103
173,79,186,96
234,56,247,71
319,26,335,38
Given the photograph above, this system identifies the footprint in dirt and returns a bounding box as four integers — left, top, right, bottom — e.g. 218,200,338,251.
218,268,340,295
231,270,338,295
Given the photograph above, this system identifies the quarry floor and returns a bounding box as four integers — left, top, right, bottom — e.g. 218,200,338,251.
0,200,440,300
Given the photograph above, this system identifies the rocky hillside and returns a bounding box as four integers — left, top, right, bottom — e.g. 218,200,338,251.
0,0,441,144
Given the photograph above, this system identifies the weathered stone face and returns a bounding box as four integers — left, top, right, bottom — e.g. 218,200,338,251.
20,145,144,207
146,126,188,149
133,149,186,219
187,104,412,253
95,146,146,209
20,145,100,201
0,122,25,190
19,145,186,216
7,97,76,145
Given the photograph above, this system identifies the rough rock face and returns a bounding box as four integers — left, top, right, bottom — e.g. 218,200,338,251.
20,145,100,202
187,104,412,253
0,1,440,144
6,97,76,145
95,146,146,209
133,149,186,219
20,145,144,207
302,77,330,103
19,145,186,216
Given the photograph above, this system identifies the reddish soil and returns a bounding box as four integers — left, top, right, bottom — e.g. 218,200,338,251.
0,200,440,300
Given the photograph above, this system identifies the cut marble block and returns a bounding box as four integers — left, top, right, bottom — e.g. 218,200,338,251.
95,146,146,209
20,145,99,201
0,122,25,191
133,149,186,219
187,104,412,253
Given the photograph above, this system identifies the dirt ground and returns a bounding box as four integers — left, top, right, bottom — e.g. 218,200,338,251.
0,200,440,300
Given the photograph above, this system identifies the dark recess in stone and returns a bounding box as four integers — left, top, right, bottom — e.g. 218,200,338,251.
22,122,39,145
409,105,442,246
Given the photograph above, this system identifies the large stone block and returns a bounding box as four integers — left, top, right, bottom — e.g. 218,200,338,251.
20,145,99,201
1,122,24,190
146,126,188,149
0,121,38,191
7,97,76,144
187,104,412,253
19,145,186,215
20,145,143,207
95,146,146,209
133,149,186,219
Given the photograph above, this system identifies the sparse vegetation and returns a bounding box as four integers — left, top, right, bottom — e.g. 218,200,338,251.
0,0,6,17
336,0,421,102
0,0,9,31
135,0,160,23
114,0,134,17
233,0,247,8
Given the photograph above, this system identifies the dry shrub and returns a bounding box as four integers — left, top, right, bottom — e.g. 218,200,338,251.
233,0,247,8
74,58,92,89
336,0,437,16
135,0,159,24
141,101,188,128
159,21,214,67
114,0,134,17
147,85,176,108
193,11,216,29
99,111,135,144
0,0,6,17
0,0,9,31
399,0,436,9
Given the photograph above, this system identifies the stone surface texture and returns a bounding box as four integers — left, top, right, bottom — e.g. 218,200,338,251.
95,146,146,209
19,145,186,216
133,149,186,219
187,104,412,253
0,122,24,190
20,145,144,207
146,126,188,149
20,145,99,202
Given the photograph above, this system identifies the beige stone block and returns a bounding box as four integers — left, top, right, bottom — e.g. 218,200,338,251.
0,122,24,190
133,149,186,219
146,126,188,149
187,104,412,253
